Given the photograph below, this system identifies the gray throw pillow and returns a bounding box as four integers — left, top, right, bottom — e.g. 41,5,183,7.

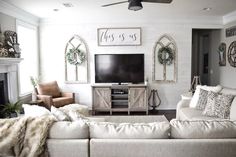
196,89,209,110
202,91,234,118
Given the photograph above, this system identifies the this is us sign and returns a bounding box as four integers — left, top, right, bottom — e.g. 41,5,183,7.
97,27,141,46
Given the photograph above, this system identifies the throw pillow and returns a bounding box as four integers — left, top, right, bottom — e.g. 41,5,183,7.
202,91,218,117
23,104,52,117
196,89,209,110
59,104,89,116
202,91,234,118
51,106,70,121
189,85,222,108
214,94,234,119
37,81,61,98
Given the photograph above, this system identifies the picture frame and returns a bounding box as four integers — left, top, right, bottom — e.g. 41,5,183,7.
218,42,226,66
97,27,141,46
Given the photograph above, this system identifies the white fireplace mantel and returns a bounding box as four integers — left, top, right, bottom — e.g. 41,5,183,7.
0,57,23,103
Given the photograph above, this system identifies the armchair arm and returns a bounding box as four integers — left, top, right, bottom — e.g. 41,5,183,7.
37,95,53,110
176,99,191,120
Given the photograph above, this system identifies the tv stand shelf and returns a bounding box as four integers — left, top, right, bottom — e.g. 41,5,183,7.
92,84,148,115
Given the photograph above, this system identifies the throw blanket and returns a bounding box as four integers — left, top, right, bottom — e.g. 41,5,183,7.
0,115,56,157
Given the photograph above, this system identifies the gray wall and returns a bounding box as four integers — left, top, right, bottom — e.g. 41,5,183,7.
0,12,16,32
208,21,236,88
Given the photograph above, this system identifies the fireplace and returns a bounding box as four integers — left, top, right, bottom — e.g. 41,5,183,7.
0,58,23,104
0,73,9,105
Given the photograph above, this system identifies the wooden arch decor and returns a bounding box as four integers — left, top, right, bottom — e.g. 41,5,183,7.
153,34,177,82
65,35,89,83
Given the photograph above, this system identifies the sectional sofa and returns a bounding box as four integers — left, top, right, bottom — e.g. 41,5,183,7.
177,85,236,120
47,115,236,157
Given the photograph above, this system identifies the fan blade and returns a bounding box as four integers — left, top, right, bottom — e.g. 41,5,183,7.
101,1,128,7
142,0,172,3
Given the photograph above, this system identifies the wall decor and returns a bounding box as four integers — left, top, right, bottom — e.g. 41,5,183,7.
153,34,177,82
97,27,141,46
4,31,21,58
226,26,236,38
65,35,89,83
228,41,236,67
218,42,226,66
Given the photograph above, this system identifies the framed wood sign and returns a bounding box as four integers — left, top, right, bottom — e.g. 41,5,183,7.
97,27,141,46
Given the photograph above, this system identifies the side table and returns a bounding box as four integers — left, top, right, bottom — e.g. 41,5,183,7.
28,100,43,106
181,92,193,100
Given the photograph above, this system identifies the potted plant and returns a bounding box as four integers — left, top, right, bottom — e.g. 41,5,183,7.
0,100,22,118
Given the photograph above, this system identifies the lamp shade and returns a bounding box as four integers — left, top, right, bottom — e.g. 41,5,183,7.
128,0,143,11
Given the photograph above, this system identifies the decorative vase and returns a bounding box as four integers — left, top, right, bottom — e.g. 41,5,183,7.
32,88,37,101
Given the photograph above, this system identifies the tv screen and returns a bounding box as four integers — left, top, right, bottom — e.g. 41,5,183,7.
95,54,144,84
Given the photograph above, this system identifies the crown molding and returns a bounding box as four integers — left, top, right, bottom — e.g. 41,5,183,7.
0,0,39,26
223,10,236,25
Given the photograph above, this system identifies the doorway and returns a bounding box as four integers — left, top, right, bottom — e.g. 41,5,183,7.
192,29,212,85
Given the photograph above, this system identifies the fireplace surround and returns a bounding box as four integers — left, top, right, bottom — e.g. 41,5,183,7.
0,58,23,104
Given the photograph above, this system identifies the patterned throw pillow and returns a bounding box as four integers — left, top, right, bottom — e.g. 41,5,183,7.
202,91,217,117
196,89,209,110
215,94,234,119
202,91,235,118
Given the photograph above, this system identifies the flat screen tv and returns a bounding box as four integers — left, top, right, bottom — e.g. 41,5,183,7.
95,54,144,84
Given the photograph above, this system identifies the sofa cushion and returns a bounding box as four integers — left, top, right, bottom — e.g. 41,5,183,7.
170,119,236,139
178,107,222,120
49,121,89,139
220,87,236,95
89,121,170,139
37,81,61,98
230,98,236,121
189,85,222,108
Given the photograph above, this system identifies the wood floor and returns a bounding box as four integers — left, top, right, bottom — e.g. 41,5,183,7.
91,109,176,121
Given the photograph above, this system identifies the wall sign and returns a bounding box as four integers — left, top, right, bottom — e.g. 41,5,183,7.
226,26,236,38
97,27,141,46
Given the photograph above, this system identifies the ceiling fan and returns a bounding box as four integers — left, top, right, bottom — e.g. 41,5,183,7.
102,0,173,11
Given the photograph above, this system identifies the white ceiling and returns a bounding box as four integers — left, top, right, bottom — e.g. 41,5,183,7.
2,0,236,19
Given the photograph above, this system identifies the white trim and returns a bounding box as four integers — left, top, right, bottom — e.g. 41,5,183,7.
223,10,236,25
0,0,39,26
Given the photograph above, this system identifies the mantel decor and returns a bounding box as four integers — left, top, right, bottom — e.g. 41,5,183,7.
97,27,141,46
228,41,236,67
218,42,226,66
153,34,177,82
65,35,89,83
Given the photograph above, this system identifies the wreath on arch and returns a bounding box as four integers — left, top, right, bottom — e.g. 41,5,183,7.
158,46,174,65
66,48,86,66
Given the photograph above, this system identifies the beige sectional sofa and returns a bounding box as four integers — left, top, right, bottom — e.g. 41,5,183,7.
177,85,236,120
47,115,236,157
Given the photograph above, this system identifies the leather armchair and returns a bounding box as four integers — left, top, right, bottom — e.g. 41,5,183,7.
36,81,75,110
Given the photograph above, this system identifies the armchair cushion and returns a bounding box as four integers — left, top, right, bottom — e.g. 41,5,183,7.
37,81,61,98
53,97,74,108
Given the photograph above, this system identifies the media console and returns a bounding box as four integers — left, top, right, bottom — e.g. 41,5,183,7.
92,84,148,115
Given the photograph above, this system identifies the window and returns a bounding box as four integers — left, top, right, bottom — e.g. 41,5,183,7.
16,20,38,96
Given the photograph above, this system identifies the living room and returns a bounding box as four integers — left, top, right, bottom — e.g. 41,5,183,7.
0,0,236,157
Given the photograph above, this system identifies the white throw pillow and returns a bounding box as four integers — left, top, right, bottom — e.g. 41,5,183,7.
170,119,236,139
189,85,222,108
89,121,170,139
51,106,70,121
23,104,51,117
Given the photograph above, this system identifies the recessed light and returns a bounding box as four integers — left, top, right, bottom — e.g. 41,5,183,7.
53,8,59,12
63,3,74,7
203,7,212,11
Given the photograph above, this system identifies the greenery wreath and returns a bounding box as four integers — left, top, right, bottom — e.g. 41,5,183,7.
158,46,174,65
66,48,86,65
